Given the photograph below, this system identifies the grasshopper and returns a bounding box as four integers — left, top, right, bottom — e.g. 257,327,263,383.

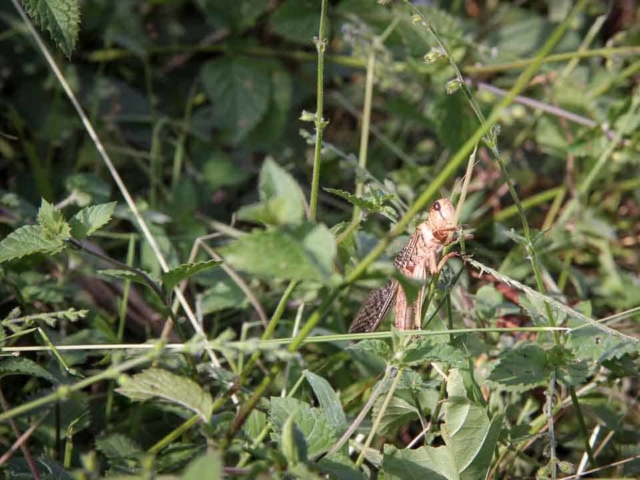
348,198,467,334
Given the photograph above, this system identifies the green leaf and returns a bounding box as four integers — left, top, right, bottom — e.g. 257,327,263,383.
318,452,364,480
270,397,337,458
21,0,80,57
219,223,337,284
325,188,396,221
65,173,112,207
270,0,324,44
0,357,57,383
201,57,271,143
0,225,66,263
242,409,267,440
383,370,503,480
281,410,308,466
195,0,267,32
567,324,639,363
69,202,116,239
95,433,141,461
117,368,213,422
37,199,70,240
303,370,347,432
238,158,306,226
181,451,222,480
401,339,467,367
487,343,548,392
161,259,222,292
349,339,392,360
371,395,420,436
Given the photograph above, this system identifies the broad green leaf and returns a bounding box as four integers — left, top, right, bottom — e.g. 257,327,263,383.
161,259,222,291
270,397,337,458
69,202,116,239
567,324,639,363
219,223,337,284
117,368,213,421
181,451,222,480
318,452,364,480
37,199,70,239
303,370,347,432
401,339,467,367
281,411,308,465
242,409,267,440
0,225,66,263
431,93,477,152
0,357,57,383
487,343,548,392
349,340,392,360
270,0,324,44
95,433,141,461
383,371,502,480
238,158,305,226
371,395,420,436
383,444,457,480
201,57,271,143
200,149,249,190
200,280,248,314
22,0,80,57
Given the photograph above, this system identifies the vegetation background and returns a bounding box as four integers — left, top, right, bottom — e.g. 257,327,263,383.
0,0,639,478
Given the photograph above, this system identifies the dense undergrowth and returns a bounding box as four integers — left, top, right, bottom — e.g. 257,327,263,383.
1,0,639,478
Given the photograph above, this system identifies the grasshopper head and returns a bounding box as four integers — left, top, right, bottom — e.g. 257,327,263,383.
429,198,458,243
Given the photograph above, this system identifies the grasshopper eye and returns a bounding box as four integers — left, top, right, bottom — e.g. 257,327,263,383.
433,201,441,211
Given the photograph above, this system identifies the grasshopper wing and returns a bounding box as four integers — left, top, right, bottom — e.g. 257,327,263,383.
348,279,398,334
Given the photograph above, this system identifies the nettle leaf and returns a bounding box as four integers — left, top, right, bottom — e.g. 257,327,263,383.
349,339,392,360
383,370,502,480
567,324,639,363
281,411,308,465
69,202,116,239
270,397,337,458
487,343,548,392
21,0,80,57
219,222,337,284
0,225,66,263
95,433,141,461
303,370,347,433
181,451,223,480
0,357,57,383
116,368,213,421
325,188,396,221
161,259,221,291
270,0,324,44
201,57,271,143
238,158,306,226
37,199,70,239
401,339,467,367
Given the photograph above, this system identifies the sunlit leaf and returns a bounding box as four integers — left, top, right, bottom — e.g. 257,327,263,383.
22,0,80,57
69,202,116,239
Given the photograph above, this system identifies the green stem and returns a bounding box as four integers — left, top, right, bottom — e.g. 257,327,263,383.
355,367,402,467
308,0,329,220
148,414,201,454
352,50,376,222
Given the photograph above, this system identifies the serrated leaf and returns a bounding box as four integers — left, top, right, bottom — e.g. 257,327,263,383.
259,158,305,224
37,199,70,239
270,397,337,458
402,339,467,367
95,433,141,461
270,0,324,44
69,202,116,239
0,225,66,263
201,57,271,143
349,339,392,360
0,357,57,383
161,259,221,292
116,368,213,421
324,188,396,221
487,343,548,392
181,451,222,480
219,223,336,284
303,370,347,432
22,0,80,57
